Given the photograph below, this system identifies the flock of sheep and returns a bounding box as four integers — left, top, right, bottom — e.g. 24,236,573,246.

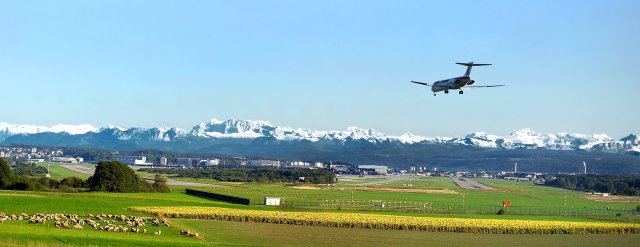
0,212,198,238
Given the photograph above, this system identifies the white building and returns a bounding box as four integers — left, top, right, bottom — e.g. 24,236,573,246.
264,197,281,206
160,157,168,166
249,159,280,167
199,159,220,167
290,161,310,167
357,165,388,175
112,155,147,165
50,157,78,163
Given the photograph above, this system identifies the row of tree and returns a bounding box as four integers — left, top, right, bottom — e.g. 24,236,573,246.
545,174,640,196
141,167,336,184
0,158,169,193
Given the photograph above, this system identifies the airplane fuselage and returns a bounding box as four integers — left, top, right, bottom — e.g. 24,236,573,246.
411,62,502,96
431,76,472,92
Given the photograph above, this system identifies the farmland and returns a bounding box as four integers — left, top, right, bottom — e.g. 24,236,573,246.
1,165,640,246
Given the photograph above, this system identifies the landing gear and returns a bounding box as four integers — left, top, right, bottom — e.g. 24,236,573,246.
433,93,436,96
444,90,449,94
459,90,464,95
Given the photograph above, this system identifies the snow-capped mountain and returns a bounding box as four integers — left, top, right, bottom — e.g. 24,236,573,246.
0,122,98,136
0,119,638,153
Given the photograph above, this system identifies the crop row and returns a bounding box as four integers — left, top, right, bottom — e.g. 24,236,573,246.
129,206,640,234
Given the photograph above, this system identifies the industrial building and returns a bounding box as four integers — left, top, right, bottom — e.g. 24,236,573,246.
176,158,194,167
199,159,220,167
112,155,147,165
248,159,281,167
357,165,388,175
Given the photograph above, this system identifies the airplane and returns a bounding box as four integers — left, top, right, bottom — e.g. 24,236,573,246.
411,62,505,96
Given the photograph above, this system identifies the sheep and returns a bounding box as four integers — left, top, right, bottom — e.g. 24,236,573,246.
153,230,161,236
151,219,160,226
73,224,83,230
180,230,200,238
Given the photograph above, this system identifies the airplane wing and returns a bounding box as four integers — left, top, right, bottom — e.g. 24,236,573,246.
411,81,431,86
465,84,505,88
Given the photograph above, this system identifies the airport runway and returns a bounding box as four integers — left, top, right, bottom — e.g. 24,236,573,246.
451,177,496,190
61,164,221,187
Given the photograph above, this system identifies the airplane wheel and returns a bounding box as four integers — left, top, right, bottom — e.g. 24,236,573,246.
445,90,449,94
459,91,464,94
433,93,436,96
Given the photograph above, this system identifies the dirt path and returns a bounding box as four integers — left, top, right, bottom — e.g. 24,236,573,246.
60,165,221,187
451,177,496,190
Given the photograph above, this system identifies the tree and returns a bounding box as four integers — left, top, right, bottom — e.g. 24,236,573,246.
0,158,13,188
152,174,170,193
88,161,140,192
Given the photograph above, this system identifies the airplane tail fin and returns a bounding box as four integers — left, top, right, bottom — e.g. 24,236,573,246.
456,62,492,76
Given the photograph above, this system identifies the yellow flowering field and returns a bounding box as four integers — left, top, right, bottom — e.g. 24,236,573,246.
129,206,640,234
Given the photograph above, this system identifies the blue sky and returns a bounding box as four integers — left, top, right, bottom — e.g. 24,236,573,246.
1,0,638,137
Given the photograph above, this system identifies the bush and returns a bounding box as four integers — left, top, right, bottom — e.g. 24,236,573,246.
7,176,38,191
152,174,170,193
138,180,155,193
38,177,60,190
60,176,85,188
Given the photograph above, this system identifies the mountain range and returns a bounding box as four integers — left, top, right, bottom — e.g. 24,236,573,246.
1,119,638,153
1,119,639,174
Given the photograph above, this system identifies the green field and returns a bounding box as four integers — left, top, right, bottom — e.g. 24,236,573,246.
175,219,640,247
2,166,638,246
195,176,637,212
1,186,639,247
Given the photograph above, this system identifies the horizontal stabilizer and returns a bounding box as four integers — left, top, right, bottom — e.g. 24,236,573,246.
456,62,492,66
411,81,431,86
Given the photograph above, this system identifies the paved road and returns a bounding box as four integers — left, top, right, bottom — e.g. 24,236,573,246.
451,177,496,190
61,165,221,187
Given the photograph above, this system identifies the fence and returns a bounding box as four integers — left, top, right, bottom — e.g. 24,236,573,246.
185,189,251,205
276,199,636,217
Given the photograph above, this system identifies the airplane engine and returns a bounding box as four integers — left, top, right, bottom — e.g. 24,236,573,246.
467,80,475,85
